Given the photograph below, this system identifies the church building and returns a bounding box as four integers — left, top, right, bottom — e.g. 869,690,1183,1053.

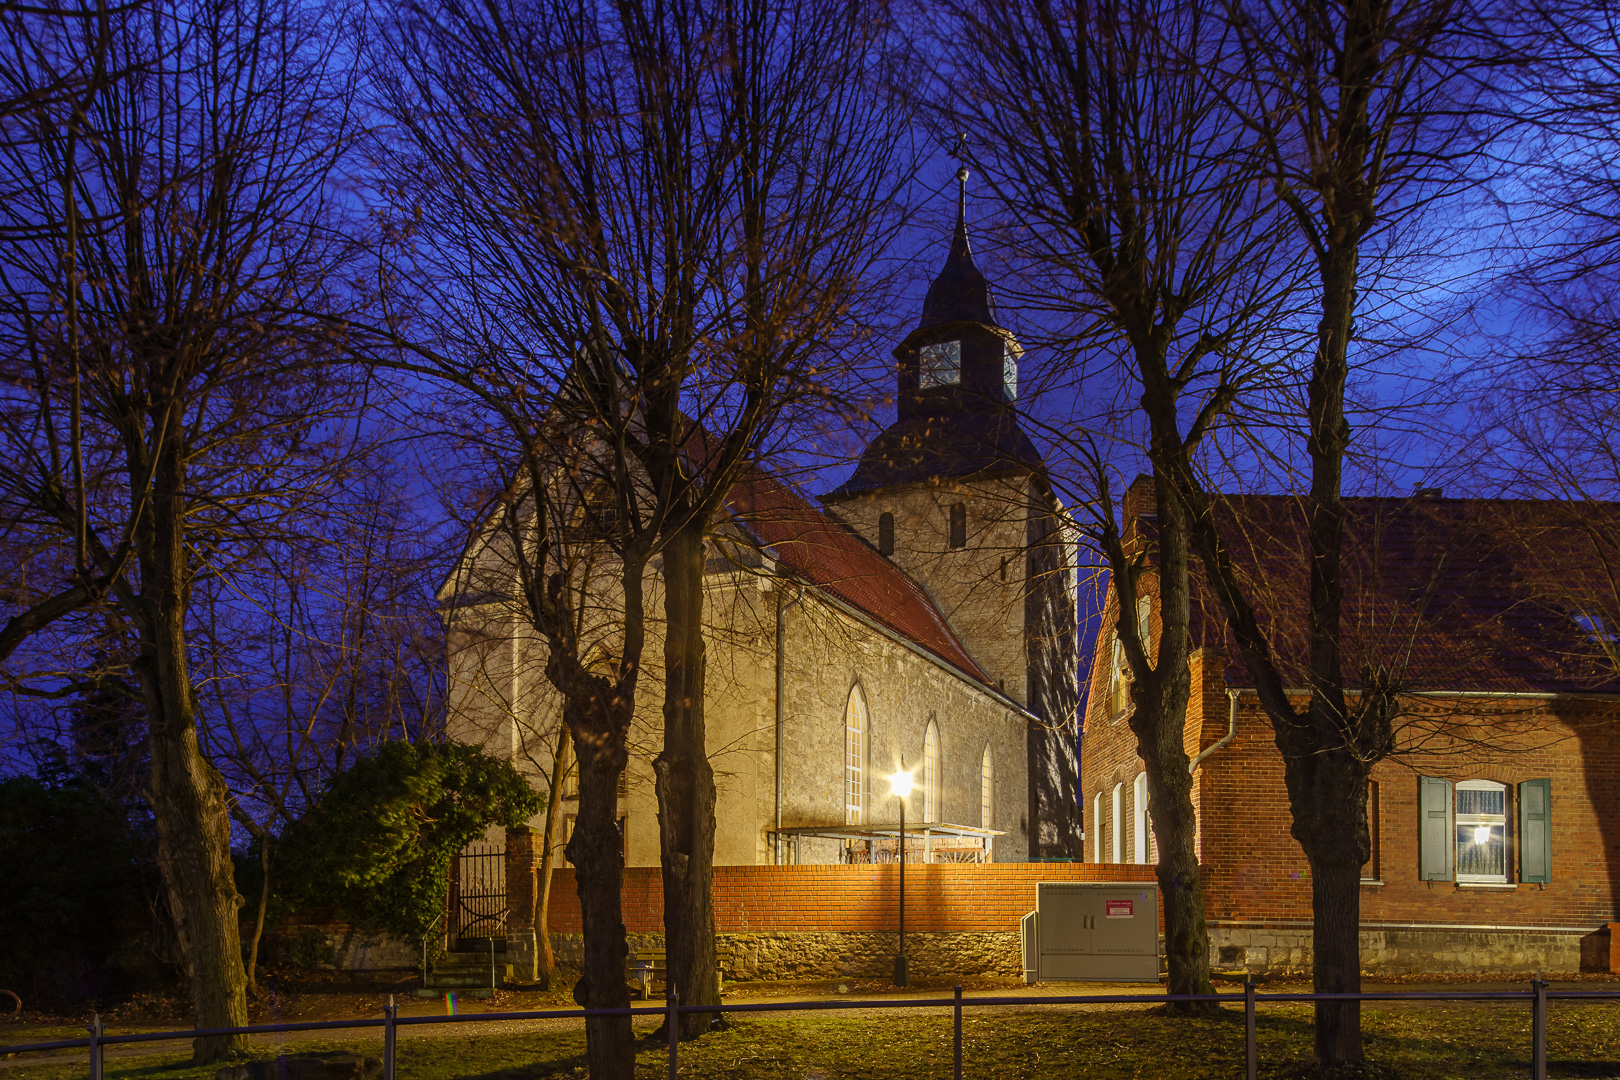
439,186,1083,876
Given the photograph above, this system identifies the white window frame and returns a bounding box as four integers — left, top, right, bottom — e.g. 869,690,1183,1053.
923,720,940,822
1111,782,1123,863
920,340,961,387
844,686,867,826
1456,778,1509,884
1092,791,1103,863
1133,771,1150,864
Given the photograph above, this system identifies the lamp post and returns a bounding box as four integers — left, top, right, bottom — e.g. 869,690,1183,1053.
890,768,913,987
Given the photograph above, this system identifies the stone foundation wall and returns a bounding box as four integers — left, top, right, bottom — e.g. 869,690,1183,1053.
549,931,1023,981
1210,923,1586,975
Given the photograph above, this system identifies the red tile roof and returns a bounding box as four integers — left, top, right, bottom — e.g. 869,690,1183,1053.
723,471,998,689
1176,494,1620,695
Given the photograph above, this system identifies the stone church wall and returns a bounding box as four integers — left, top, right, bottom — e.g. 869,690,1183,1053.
441,565,1035,868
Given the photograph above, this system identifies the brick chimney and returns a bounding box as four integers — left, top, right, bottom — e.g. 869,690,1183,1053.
1122,473,1157,525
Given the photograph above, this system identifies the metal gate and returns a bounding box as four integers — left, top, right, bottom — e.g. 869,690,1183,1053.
449,844,507,947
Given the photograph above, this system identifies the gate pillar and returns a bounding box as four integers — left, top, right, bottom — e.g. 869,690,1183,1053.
505,826,539,983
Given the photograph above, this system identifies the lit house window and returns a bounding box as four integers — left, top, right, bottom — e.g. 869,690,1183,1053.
923,721,940,822
1133,772,1149,864
1456,779,1507,883
844,687,867,825
920,340,961,387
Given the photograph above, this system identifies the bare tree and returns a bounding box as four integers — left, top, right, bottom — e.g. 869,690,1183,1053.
370,0,907,1058
1149,0,1499,1063
0,0,365,1059
928,0,1302,1005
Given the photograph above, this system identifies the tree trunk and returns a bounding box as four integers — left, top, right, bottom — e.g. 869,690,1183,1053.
246,839,271,991
654,520,719,1039
537,725,571,988
1115,475,1214,1008
1308,850,1364,1063
566,730,633,1080
137,437,249,1064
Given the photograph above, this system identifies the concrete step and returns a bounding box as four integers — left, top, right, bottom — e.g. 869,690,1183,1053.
414,987,494,999
424,971,509,988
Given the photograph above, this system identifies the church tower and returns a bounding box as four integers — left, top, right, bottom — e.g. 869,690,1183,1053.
821,171,1082,858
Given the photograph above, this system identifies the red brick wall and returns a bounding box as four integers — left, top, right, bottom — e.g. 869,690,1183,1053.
1082,612,1620,933
543,863,1159,935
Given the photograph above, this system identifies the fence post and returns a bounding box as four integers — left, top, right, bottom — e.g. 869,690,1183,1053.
666,987,679,1079
383,995,397,1080
489,937,496,991
87,1012,103,1080
1532,976,1547,1080
953,984,963,1080
1244,981,1257,1080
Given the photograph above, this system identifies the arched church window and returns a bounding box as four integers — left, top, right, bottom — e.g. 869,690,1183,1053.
844,687,867,825
878,512,895,556
980,746,994,830
923,720,940,822
920,340,961,388
1003,343,1018,400
949,503,967,549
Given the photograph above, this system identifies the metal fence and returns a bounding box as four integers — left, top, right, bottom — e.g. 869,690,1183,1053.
2,980,1612,1080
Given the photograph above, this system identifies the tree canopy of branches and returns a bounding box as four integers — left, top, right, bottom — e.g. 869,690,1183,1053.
0,0,367,1059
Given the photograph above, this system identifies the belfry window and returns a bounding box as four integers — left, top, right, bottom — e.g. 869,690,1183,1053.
1003,343,1018,400
920,340,961,388
878,512,895,556
949,503,967,549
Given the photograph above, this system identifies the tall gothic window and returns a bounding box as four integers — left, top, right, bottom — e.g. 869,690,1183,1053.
980,746,994,828
920,340,961,387
1003,343,1018,400
923,720,940,822
878,512,895,556
844,687,867,825
949,503,967,549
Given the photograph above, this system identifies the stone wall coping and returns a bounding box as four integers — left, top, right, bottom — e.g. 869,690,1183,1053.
1208,918,1599,935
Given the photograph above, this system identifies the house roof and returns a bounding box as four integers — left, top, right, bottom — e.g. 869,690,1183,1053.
723,470,999,689
1164,493,1620,696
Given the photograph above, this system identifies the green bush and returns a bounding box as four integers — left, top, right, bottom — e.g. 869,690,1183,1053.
273,741,543,941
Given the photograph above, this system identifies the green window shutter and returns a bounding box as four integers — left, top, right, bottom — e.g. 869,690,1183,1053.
1519,779,1552,884
1419,776,1454,881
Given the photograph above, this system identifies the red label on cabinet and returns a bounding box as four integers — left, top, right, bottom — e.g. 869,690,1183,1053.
1105,899,1134,919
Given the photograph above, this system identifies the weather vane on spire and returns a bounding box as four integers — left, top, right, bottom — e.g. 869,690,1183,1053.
953,132,969,227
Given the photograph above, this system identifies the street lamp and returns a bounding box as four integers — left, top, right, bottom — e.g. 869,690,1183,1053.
890,768,914,987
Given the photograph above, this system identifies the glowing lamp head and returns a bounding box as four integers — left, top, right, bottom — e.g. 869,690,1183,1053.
890,770,914,799
1473,825,1492,846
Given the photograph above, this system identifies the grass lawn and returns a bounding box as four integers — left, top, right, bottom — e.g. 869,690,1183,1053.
4,1000,1620,1078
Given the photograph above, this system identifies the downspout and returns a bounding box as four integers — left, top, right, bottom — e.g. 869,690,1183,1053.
774,582,805,864
1189,688,1243,773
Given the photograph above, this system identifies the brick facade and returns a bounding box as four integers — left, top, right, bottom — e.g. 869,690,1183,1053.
1079,483,1620,973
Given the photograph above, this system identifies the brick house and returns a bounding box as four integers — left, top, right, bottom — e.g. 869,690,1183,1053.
1080,476,1620,973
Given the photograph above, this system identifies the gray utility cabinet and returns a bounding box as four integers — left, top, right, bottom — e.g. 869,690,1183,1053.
1020,881,1160,983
